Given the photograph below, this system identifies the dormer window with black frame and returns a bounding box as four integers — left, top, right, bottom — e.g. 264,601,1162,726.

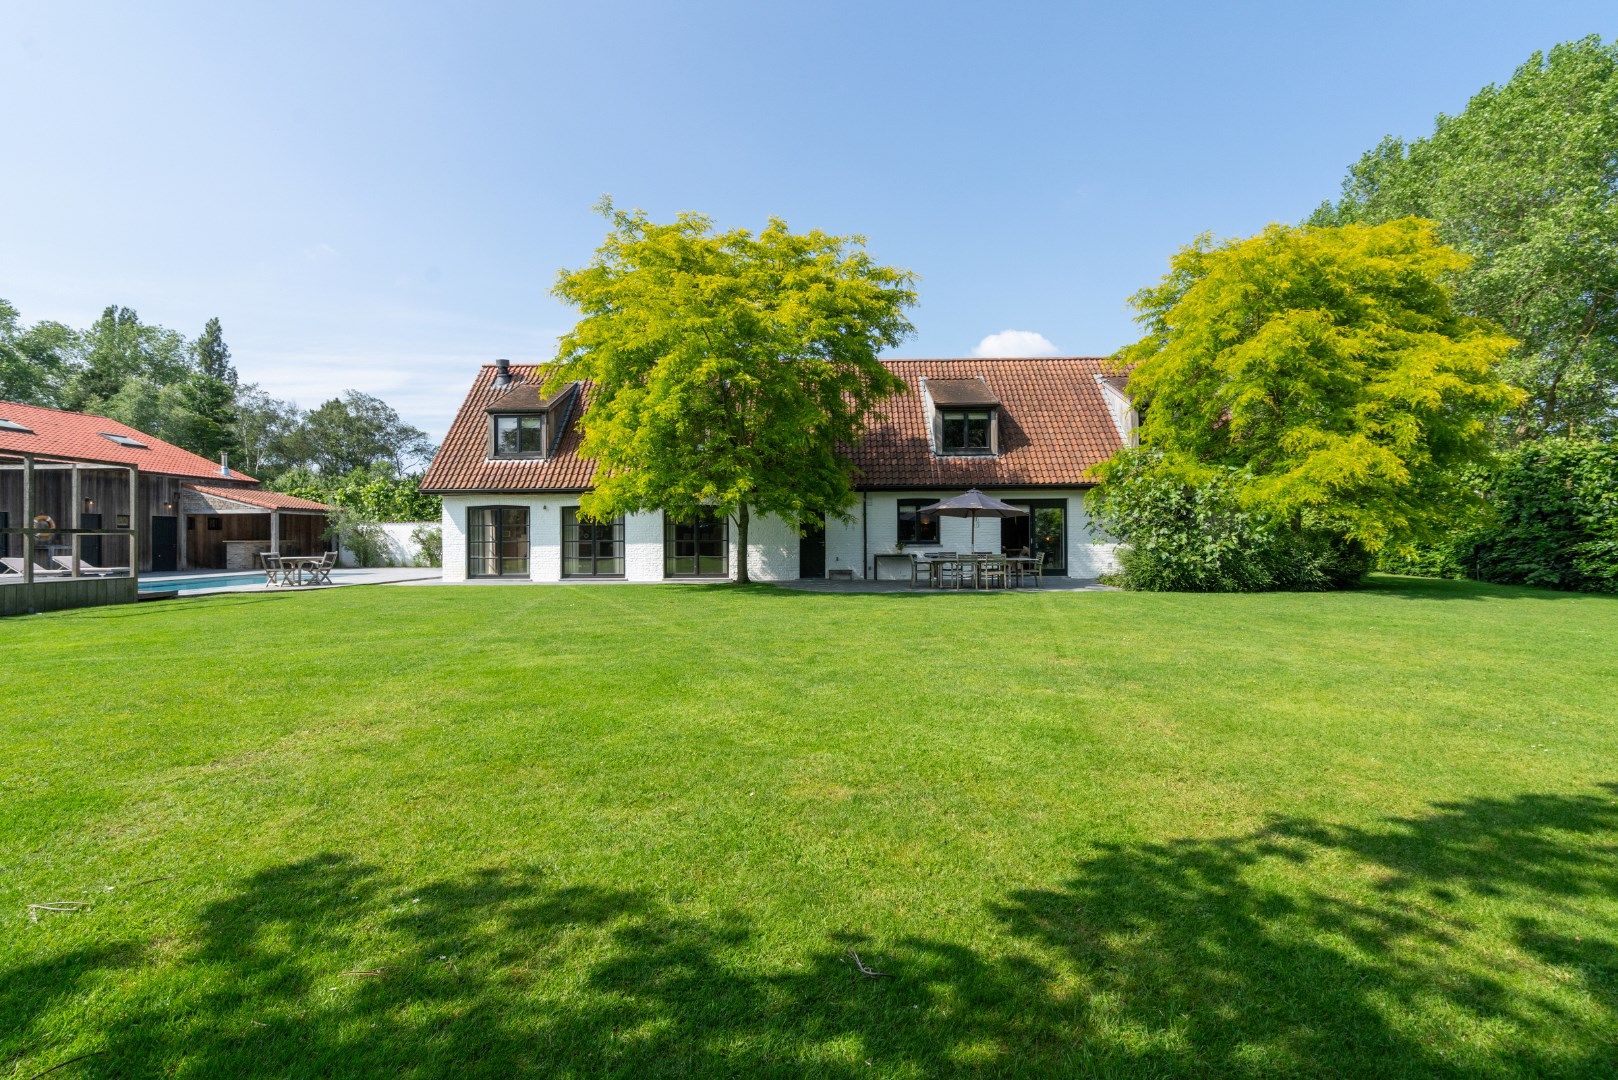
940,410,992,453
484,378,580,461
493,414,546,457
925,377,1001,457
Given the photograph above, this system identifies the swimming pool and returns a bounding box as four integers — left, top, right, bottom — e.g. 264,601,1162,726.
140,573,265,594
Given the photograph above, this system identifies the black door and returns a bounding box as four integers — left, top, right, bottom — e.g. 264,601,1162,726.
799,520,826,578
79,513,103,566
151,515,179,571
1001,513,1031,556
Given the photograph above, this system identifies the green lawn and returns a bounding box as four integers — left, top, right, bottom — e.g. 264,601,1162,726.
2,577,1616,1078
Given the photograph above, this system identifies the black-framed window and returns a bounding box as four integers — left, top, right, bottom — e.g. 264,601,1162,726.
492,415,546,458
664,510,728,577
940,410,992,453
563,507,624,577
897,499,940,545
467,505,529,577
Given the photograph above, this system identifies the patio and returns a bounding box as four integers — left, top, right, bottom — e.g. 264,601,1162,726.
779,575,1113,593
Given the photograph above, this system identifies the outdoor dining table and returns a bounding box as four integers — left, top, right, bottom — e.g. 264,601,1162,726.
915,553,1037,589
270,555,324,586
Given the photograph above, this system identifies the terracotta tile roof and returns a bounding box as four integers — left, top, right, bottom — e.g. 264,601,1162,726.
852,359,1123,488
483,381,579,412
0,399,257,482
421,357,1125,494
183,484,334,512
422,366,597,492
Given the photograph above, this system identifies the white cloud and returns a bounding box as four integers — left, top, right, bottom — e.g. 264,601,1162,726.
972,329,1061,358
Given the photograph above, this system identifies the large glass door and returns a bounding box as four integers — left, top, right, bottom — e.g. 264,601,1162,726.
468,506,530,577
1005,499,1066,573
563,508,624,577
664,511,728,577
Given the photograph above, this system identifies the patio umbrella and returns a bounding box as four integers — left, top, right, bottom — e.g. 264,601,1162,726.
917,489,1028,553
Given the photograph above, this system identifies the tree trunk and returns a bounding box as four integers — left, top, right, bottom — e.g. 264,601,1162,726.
735,504,750,584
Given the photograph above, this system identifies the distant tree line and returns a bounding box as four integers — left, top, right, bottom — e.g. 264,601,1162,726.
0,299,439,517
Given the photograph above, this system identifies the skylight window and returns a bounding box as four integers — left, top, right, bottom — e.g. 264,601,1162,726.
100,432,148,449
0,418,33,434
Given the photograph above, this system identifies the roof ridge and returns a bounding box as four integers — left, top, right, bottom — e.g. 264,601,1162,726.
0,398,128,429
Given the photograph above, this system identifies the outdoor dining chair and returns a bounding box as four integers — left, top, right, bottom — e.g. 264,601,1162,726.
977,555,1008,589
260,551,288,587
914,551,956,588
312,551,338,585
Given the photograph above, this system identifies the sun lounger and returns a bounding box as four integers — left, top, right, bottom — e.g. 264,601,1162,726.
0,556,70,578
51,556,130,577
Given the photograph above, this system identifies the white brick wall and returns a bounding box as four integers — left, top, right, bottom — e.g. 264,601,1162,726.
624,509,664,582
742,512,798,580
825,505,865,578
440,497,470,582
437,488,1118,582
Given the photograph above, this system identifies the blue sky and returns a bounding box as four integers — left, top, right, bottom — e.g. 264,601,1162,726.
3,2,1613,440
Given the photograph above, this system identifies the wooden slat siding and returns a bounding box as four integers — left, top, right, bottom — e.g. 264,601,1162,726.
0,468,183,572
0,574,138,617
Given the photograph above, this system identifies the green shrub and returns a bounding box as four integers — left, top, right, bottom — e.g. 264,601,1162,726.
1088,451,1368,592
324,508,393,569
410,523,443,568
271,465,440,523
1468,439,1618,592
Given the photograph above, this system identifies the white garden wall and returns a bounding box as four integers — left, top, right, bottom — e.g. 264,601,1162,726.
338,521,440,568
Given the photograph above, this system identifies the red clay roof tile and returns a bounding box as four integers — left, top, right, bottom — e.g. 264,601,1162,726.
421,357,1124,493
182,484,334,512
0,399,257,482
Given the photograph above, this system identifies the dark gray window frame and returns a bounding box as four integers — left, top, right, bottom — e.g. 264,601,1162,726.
562,507,625,577
897,498,941,545
938,409,995,455
664,510,729,578
490,414,548,459
467,504,530,578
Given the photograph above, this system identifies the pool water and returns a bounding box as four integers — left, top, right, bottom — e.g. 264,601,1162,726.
140,573,266,594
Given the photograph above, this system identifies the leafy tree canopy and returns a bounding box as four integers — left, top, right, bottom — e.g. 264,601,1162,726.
550,201,916,582
0,299,75,407
1,297,430,483
270,463,440,523
1113,219,1521,553
295,391,436,477
1312,36,1618,440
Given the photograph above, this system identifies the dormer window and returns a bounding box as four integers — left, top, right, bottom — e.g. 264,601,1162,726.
484,378,580,461
493,414,546,458
924,377,1002,457
940,410,992,454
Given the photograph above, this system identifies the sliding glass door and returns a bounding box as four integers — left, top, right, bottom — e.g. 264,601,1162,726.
562,508,624,577
664,510,728,577
1002,499,1066,573
467,506,530,577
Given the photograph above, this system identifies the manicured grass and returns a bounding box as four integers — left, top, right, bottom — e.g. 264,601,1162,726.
2,577,1616,1077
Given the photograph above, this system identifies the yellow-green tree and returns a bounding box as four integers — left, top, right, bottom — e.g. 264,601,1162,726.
550,203,915,582
1113,219,1521,558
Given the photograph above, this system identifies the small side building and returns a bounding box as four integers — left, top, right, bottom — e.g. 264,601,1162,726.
1,399,334,614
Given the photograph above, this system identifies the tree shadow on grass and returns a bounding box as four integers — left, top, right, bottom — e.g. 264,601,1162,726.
6,789,1618,1077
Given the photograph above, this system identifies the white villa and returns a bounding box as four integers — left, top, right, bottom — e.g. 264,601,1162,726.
421,357,1135,583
